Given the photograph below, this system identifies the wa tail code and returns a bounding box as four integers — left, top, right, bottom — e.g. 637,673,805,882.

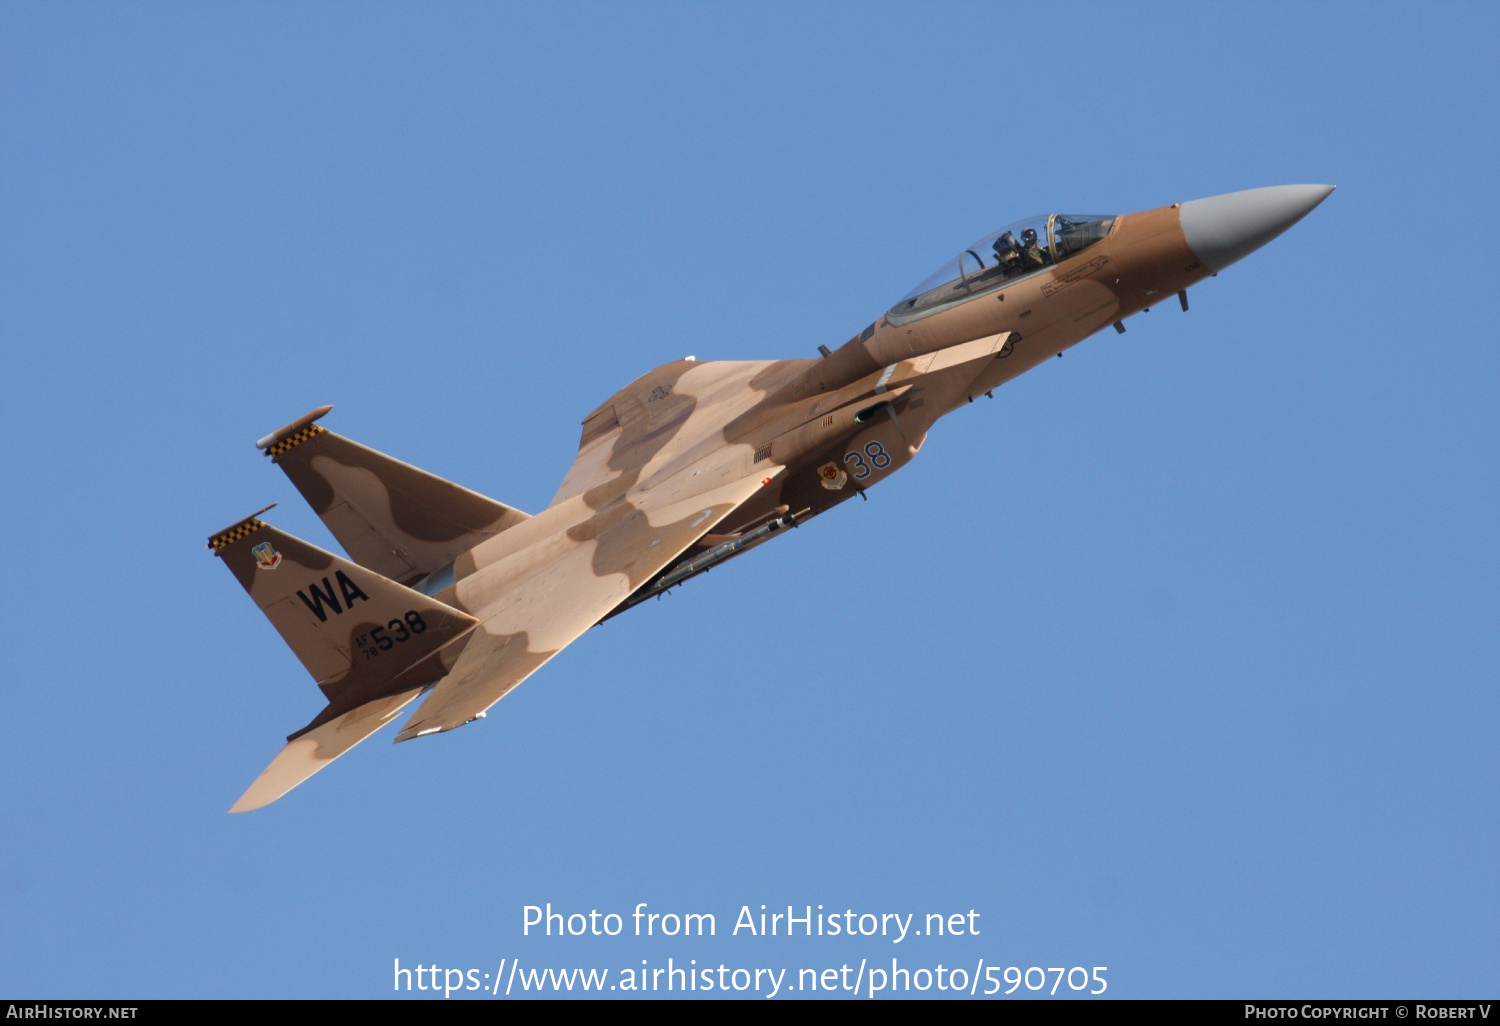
296,571,369,621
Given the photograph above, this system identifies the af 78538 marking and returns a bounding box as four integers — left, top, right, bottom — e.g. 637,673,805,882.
355,612,428,661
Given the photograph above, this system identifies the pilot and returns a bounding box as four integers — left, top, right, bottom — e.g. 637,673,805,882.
992,231,1023,270
1021,227,1048,268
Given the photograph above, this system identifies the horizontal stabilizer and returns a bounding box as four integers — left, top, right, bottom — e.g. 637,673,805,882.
257,407,530,585
230,687,425,812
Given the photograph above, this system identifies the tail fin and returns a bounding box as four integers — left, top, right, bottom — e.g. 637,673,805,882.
256,406,529,586
208,509,478,706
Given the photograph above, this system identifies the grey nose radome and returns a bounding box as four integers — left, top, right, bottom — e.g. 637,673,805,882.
1179,184,1335,272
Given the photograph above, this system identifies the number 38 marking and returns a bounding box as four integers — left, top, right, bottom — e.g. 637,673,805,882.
844,440,891,479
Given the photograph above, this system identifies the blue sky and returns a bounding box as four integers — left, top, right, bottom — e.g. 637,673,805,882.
1,1,1495,999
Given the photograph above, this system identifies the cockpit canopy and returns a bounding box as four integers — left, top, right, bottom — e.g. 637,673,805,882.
887,214,1116,324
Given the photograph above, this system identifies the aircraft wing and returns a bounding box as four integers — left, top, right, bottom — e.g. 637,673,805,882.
394,460,780,741
550,357,788,507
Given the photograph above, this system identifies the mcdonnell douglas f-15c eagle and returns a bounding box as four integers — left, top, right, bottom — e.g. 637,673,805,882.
210,184,1333,811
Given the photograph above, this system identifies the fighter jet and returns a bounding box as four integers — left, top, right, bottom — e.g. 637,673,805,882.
210,184,1333,811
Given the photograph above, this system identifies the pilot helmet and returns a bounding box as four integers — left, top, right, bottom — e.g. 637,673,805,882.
1021,227,1039,244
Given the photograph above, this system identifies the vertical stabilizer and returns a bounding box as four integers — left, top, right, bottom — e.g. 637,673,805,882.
207,511,478,705
257,406,529,585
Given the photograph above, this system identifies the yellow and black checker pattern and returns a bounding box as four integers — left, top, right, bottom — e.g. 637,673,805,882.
263,424,326,459
207,518,266,552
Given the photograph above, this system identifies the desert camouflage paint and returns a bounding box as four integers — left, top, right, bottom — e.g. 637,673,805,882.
211,188,1332,810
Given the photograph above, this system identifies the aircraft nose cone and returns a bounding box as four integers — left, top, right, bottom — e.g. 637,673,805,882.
1179,184,1335,272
